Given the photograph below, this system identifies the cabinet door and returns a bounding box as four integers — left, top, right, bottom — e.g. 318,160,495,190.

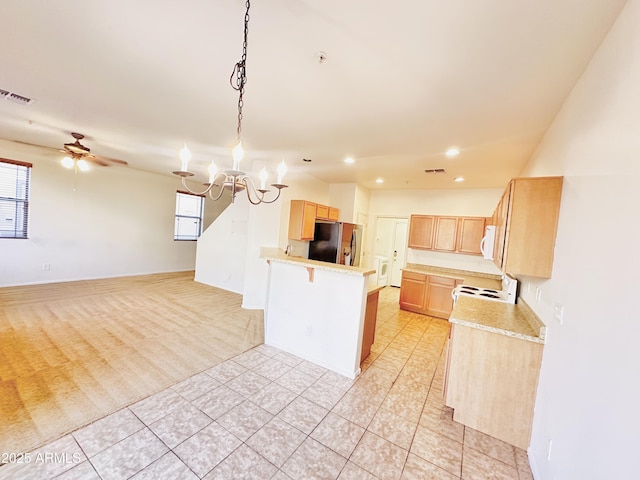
493,185,511,270
433,217,459,252
316,204,329,220
399,271,428,312
457,217,487,255
328,207,340,221
503,177,563,278
288,200,317,240
426,275,458,318
408,215,435,249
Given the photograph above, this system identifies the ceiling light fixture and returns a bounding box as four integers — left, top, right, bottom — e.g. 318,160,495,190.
454,177,465,182
172,0,288,204
376,178,384,184
446,148,460,157
344,157,355,164
61,155,90,172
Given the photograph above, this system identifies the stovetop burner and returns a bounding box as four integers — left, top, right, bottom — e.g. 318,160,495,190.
452,274,518,304
479,293,500,298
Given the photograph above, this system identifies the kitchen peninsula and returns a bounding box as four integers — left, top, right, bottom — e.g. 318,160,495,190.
260,247,377,378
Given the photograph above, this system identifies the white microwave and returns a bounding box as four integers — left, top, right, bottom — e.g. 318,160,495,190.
480,225,496,260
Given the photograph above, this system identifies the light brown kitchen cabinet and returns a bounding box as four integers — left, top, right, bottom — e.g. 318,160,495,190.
426,276,458,318
493,177,563,278
288,200,317,240
433,217,459,252
409,215,487,256
399,271,428,312
444,323,543,449
328,207,340,221
399,271,460,318
315,204,329,220
408,215,436,249
360,289,380,364
457,217,487,255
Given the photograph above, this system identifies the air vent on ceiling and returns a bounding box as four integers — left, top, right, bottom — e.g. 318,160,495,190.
425,168,446,174
0,89,35,105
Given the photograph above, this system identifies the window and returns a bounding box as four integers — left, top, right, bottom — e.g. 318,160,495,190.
174,191,204,240
0,158,31,239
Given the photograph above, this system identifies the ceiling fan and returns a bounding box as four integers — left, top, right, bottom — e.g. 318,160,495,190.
12,132,128,170
60,132,128,169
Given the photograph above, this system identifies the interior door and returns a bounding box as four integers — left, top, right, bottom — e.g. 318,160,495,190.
390,219,408,287
375,217,408,287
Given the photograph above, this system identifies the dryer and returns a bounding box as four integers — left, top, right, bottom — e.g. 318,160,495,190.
374,255,389,287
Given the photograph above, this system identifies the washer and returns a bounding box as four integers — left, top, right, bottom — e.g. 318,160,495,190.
374,255,389,287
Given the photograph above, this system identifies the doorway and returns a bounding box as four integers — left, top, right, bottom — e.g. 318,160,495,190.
374,217,408,287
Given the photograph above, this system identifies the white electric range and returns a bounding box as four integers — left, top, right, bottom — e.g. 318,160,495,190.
452,274,518,304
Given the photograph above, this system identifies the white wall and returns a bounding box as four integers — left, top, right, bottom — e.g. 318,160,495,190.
518,2,639,478
0,140,197,286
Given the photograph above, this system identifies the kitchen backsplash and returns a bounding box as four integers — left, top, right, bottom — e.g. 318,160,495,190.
407,248,502,275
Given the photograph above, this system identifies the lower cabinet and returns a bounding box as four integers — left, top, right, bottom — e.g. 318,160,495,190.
399,271,460,318
444,323,543,449
360,289,380,364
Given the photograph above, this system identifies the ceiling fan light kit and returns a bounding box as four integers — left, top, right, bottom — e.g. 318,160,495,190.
173,0,288,205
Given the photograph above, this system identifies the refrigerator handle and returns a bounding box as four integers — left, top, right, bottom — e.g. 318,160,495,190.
480,236,487,256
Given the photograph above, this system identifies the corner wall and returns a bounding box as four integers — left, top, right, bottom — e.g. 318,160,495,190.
518,2,639,478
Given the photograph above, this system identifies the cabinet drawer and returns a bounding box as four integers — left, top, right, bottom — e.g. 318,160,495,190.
402,271,427,282
428,275,457,287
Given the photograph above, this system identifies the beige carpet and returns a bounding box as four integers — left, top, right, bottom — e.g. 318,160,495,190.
0,271,264,454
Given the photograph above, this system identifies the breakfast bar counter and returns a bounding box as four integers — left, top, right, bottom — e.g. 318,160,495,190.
260,247,376,378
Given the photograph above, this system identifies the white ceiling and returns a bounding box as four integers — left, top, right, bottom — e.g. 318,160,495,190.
0,0,627,190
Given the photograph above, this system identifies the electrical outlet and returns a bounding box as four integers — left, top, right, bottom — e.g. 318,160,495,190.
43,263,50,271
547,439,553,461
535,287,542,303
554,304,564,324
526,282,531,294
305,325,313,336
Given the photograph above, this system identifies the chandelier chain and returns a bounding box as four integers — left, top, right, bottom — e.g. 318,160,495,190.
230,0,251,142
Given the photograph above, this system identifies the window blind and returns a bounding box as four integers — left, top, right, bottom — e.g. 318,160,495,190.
0,158,32,239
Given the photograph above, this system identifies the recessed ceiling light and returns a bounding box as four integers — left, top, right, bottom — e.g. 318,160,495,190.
446,148,460,157
376,178,384,184
344,157,355,164
454,177,465,182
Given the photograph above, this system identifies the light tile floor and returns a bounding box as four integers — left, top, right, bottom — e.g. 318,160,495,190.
0,287,534,480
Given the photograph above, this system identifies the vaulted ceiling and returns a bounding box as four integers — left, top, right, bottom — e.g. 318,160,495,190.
0,0,627,190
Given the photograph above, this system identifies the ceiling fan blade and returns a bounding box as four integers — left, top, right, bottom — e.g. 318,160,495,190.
86,157,110,167
10,139,60,152
96,156,128,166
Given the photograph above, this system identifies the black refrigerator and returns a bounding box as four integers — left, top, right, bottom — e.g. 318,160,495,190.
308,222,361,265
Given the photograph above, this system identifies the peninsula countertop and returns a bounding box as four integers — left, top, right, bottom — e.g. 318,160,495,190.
260,247,376,277
450,295,546,344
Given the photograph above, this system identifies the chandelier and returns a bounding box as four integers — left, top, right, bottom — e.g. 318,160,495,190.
172,0,288,204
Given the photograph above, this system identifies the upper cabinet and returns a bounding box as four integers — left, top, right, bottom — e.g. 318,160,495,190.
493,177,563,278
409,215,487,256
288,200,317,240
408,215,436,249
288,200,341,241
456,217,487,255
433,217,459,252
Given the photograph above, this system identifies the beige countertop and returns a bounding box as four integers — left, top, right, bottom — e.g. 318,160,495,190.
260,247,376,277
402,263,503,290
450,296,546,344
